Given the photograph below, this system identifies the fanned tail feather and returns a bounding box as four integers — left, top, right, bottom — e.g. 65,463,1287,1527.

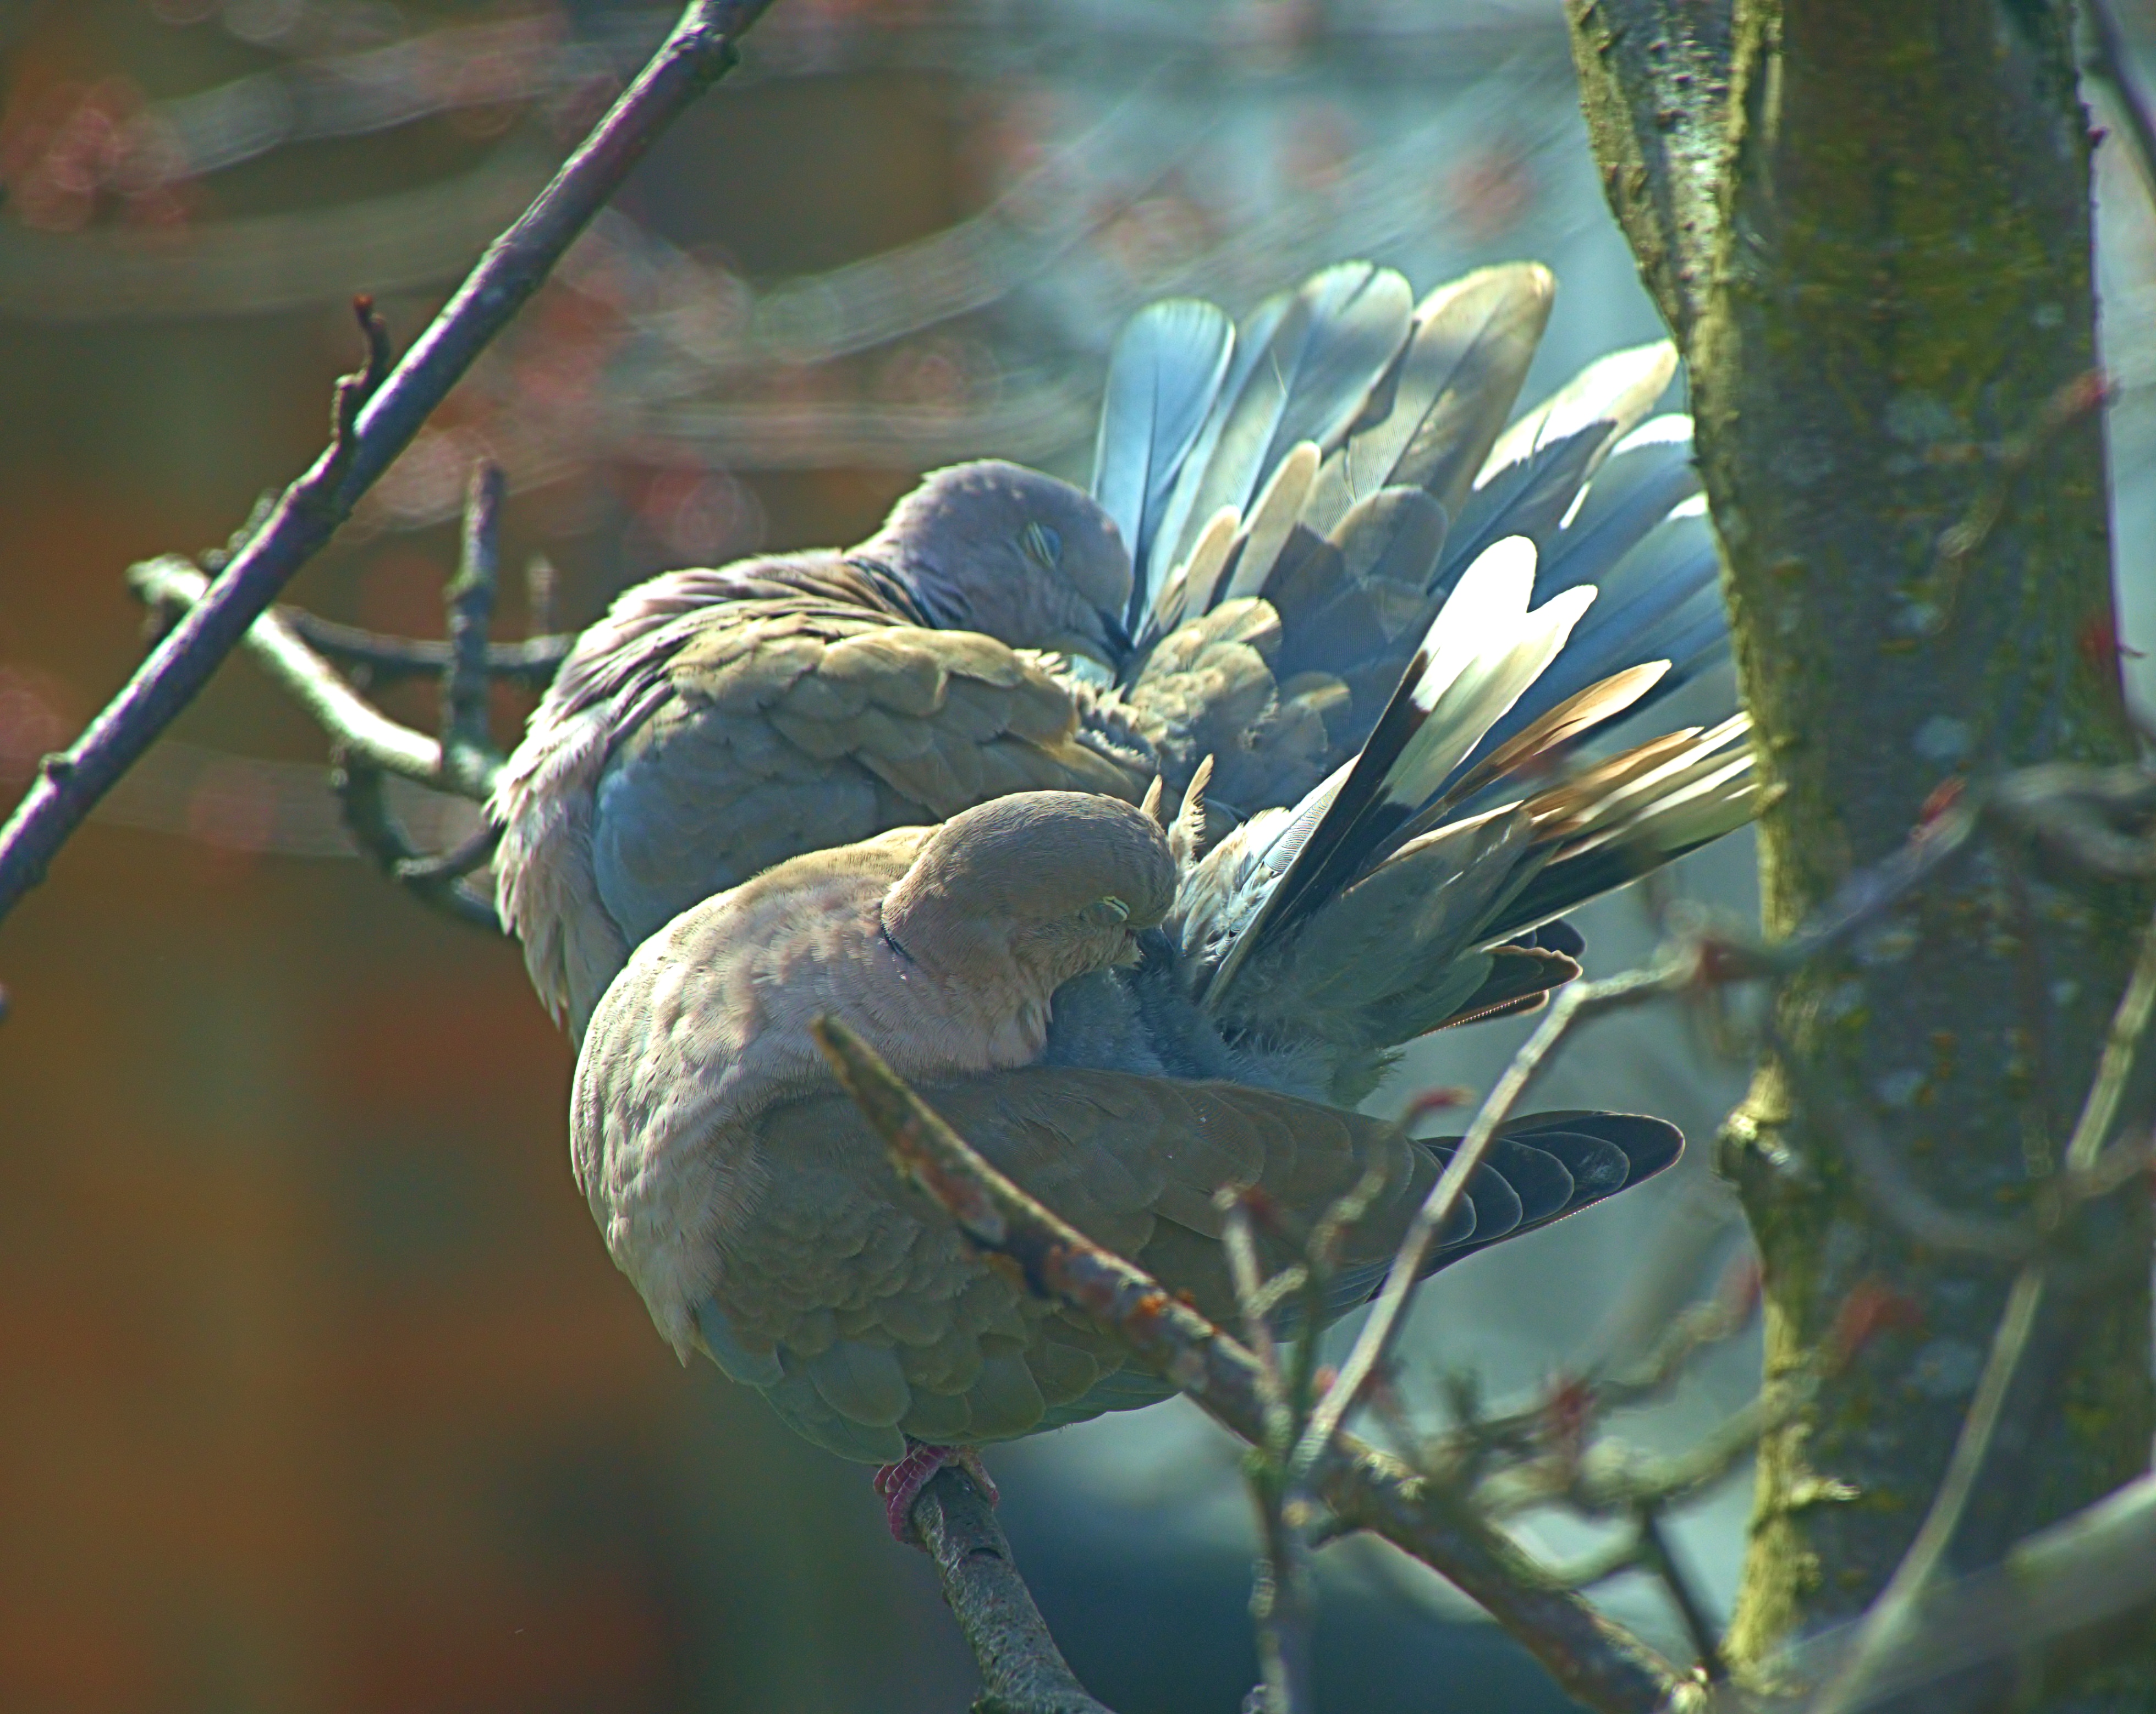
1091,298,1236,632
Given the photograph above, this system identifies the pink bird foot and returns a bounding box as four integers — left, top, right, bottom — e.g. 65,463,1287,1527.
873,1441,998,1545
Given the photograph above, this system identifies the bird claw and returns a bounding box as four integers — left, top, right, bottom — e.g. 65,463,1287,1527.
873,1441,998,1546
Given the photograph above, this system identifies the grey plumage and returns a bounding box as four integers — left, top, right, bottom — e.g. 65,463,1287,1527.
1047,530,1757,1108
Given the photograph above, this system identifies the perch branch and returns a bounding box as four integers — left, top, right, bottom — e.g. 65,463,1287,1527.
808,1017,1685,1714
0,0,776,927
909,1465,1118,1714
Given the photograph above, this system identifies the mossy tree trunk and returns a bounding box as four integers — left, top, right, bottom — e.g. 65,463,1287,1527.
1566,1,2154,1699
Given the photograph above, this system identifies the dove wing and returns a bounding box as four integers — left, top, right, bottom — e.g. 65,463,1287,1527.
493,560,1150,1034
694,1070,1678,1461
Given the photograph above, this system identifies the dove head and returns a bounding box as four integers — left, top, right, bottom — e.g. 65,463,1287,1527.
856,460,1134,668
881,791,1176,1001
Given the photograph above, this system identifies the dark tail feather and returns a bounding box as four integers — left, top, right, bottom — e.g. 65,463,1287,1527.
1421,1111,1684,1270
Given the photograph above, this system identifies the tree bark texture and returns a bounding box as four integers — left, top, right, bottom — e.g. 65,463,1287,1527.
1567,1,2154,1700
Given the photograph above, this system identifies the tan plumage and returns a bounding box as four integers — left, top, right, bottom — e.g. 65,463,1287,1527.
571,791,1179,1354
571,789,1682,1460
701,1069,1440,1461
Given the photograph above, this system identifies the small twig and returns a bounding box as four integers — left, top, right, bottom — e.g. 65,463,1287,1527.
1634,1508,1725,1681
1480,1383,1795,1524
1243,1498,1314,1714
332,759,503,933
1290,963,1683,1487
909,1465,1117,1714
130,556,446,787
809,1016,1684,1714
441,462,507,796
525,554,561,642
1909,370,2110,637
133,553,505,930
1717,791,1982,980
0,0,776,927
283,613,571,686
1538,1532,1652,1594
1219,1194,1316,1714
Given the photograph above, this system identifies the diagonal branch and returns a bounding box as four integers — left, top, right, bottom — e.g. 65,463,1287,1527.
809,1017,1686,1714
0,0,776,927
1290,962,1685,1490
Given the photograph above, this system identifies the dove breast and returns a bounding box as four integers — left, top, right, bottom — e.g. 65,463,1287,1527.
571,791,1177,1360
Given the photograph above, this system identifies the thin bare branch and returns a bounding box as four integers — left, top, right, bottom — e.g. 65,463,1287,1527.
0,0,777,925
441,462,507,796
1291,962,1684,1488
331,759,502,933
283,612,571,687
130,557,445,788
1636,1508,1725,1681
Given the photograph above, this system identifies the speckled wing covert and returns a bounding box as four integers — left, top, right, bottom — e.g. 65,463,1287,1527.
689,1068,1679,1462
493,555,1149,1035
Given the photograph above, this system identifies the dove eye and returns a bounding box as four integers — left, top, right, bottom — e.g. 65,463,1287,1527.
1076,895,1130,929
1020,522,1063,570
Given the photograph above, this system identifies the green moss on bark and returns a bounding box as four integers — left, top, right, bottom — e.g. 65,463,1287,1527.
1572,1,2154,1700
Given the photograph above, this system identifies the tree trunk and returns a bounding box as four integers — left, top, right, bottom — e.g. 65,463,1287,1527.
1566,0,2155,1698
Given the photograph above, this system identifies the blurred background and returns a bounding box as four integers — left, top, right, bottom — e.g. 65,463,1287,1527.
4,3,2155,1710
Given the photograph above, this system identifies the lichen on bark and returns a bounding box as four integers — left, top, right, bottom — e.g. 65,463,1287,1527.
1567,0,2155,1699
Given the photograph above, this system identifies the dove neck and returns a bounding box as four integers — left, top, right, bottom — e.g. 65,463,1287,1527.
872,882,1063,1074
879,878,1021,987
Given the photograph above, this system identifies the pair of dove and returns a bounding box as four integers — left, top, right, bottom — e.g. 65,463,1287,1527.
496,261,1754,1528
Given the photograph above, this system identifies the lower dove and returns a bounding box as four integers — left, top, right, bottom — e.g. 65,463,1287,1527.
574,787,1689,1539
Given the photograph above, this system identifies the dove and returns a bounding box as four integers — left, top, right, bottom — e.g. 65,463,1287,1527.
572,787,1685,1537
494,260,1730,1043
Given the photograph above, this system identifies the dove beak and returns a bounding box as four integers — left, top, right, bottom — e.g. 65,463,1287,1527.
1044,609,1131,673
